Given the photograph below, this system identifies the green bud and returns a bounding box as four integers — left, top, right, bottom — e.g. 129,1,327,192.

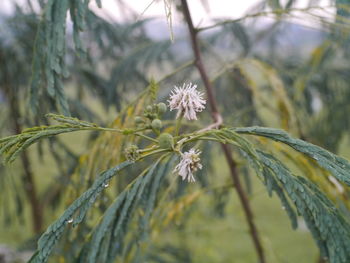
151,119,162,130
146,105,153,112
134,116,144,124
157,133,174,149
157,103,167,115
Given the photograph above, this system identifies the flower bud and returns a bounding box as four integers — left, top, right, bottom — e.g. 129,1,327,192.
146,105,153,112
134,116,144,124
124,145,140,162
151,119,162,130
157,133,174,149
157,103,167,115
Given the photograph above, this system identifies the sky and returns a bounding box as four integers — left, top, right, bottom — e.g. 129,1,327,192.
1,0,334,31
88,0,334,27
92,0,263,25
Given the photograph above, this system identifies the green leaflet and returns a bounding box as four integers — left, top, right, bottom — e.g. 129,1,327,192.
261,163,298,229
30,0,102,114
84,190,128,263
211,128,350,263
212,129,298,229
258,152,350,263
0,114,101,164
28,161,132,263
0,126,82,163
233,126,350,185
45,113,98,127
78,155,172,263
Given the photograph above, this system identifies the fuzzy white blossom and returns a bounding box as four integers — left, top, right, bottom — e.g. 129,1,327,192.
173,148,202,182
168,83,206,120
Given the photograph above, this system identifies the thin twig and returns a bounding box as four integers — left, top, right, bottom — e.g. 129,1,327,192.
180,1,266,262
134,132,158,143
197,114,223,132
198,5,336,32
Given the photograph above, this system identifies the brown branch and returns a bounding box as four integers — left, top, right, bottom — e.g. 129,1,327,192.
7,89,43,234
180,1,266,262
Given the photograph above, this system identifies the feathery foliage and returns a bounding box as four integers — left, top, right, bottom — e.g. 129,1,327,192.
0,114,102,163
80,156,173,262
257,152,350,263
29,161,132,263
29,154,175,263
9,117,346,263
234,127,350,185
1,1,350,263
197,128,350,263
30,0,101,114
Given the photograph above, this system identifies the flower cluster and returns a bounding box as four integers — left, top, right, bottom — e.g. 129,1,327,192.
168,82,206,183
168,82,206,120
173,148,202,183
124,145,140,162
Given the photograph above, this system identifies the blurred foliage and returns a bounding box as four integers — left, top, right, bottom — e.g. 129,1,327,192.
0,0,350,263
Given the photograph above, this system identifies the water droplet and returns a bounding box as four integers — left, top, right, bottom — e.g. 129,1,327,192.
67,218,73,224
282,206,286,210
103,183,109,188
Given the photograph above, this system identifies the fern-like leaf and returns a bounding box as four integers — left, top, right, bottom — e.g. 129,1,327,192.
28,161,132,263
0,114,101,163
30,0,101,114
258,152,350,263
211,127,350,263
233,127,350,185
78,155,172,262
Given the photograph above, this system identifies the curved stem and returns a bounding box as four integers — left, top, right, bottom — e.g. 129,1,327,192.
180,1,266,262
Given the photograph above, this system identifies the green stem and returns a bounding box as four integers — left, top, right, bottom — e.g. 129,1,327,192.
135,133,158,143
140,149,169,158
193,136,223,143
175,115,183,136
138,146,159,153
95,127,124,133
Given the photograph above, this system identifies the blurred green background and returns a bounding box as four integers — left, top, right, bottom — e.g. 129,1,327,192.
0,0,350,262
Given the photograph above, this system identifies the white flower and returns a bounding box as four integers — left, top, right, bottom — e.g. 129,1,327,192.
168,83,206,120
173,148,202,182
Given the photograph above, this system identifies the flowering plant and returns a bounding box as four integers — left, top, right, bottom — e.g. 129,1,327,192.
0,1,350,263
1,80,349,263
